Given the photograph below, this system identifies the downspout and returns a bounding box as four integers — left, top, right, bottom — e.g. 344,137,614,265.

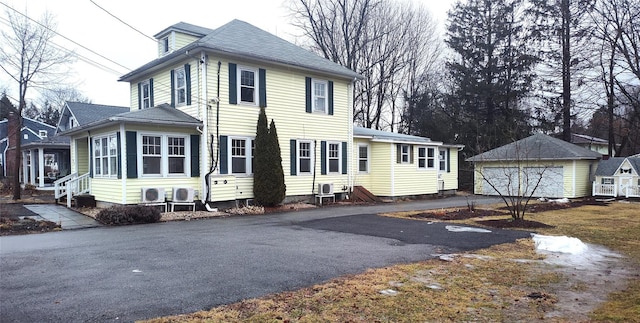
204,60,222,204
200,52,208,204
347,78,355,196
120,123,126,205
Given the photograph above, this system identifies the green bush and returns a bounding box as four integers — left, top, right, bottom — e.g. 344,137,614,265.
96,205,161,225
253,108,286,206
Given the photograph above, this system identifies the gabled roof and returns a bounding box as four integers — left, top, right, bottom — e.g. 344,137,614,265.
595,157,640,176
153,21,214,38
571,133,608,145
120,19,362,82
22,135,70,149
466,133,602,162
61,105,202,136
65,102,129,127
0,117,55,140
354,127,440,145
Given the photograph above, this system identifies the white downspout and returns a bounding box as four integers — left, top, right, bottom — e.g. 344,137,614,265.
347,79,355,193
38,148,45,188
200,51,208,203
120,123,126,204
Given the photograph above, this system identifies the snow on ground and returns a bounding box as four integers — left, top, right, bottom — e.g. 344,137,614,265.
445,225,492,233
532,234,624,270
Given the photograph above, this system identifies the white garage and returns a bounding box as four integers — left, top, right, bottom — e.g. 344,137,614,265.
467,134,601,199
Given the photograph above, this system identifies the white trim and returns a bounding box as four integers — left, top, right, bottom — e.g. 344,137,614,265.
137,131,191,178
417,146,437,170
438,148,448,172
200,51,208,202
390,143,395,196
92,133,119,178
326,141,341,174
572,160,577,198
400,144,410,164
140,79,151,109
237,65,259,106
228,136,254,176
357,143,369,174
311,79,328,113
174,66,187,106
297,139,314,175
120,124,126,205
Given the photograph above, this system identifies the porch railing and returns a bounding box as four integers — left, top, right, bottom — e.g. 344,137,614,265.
625,185,640,198
54,172,91,207
592,183,616,197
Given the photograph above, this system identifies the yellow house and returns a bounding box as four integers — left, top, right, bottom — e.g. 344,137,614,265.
353,127,463,199
467,134,602,199
58,20,464,208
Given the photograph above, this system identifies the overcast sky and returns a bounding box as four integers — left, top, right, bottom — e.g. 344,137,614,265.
1,0,456,108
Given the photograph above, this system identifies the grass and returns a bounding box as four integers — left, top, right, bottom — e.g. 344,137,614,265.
143,201,640,323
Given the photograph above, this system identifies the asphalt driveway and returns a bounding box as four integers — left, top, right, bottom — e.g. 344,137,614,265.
0,197,529,322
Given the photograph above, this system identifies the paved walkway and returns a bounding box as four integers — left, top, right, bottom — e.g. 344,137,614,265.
23,204,102,229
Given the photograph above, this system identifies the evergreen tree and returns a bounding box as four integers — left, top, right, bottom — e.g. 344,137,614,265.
445,0,537,154
253,108,286,206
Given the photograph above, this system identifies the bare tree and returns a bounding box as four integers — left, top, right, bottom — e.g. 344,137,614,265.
290,0,441,130
0,9,74,199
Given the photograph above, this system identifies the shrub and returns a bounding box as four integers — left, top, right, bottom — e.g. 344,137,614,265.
96,205,161,225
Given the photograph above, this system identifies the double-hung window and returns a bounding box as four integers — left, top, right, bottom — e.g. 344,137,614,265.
239,67,257,104
140,133,189,177
439,149,447,172
298,141,313,174
419,147,436,169
401,145,410,163
93,134,118,177
313,80,327,113
229,137,254,175
328,142,340,173
418,147,426,168
358,144,369,173
174,67,186,106
140,80,151,109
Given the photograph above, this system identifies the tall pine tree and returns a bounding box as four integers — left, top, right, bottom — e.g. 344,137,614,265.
445,0,537,154
253,108,286,206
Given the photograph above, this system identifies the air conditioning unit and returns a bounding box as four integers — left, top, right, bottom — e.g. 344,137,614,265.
172,187,195,202
141,187,165,203
318,183,334,196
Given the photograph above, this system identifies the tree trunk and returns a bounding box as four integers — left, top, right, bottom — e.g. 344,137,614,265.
561,0,572,142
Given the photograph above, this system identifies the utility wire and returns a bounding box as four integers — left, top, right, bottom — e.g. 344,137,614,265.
0,1,133,72
89,0,157,43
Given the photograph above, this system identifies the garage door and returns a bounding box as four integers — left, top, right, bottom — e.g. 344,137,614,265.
523,167,564,198
481,167,519,196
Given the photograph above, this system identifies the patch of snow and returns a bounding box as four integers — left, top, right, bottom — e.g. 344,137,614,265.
538,197,548,202
532,234,587,254
379,289,398,296
445,225,491,233
532,234,625,271
549,198,570,203
132,269,142,273
427,283,443,290
437,254,458,262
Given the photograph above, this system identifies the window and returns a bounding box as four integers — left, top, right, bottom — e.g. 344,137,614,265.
418,147,435,169
23,134,28,140
140,133,190,177
142,135,162,175
601,178,614,185
439,149,447,171
162,36,169,53
140,80,151,109
328,142,340,173
239,67,256,104
168,137,185,174
358,145,368,173
174,67,186,106
228,137,254,175
401,145,410,163
39,130,47,138
298,140,313,174
93,134,118,177
69,116,77,129
313,80,327,112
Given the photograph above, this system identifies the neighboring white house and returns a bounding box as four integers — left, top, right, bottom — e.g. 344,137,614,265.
592,156,640,198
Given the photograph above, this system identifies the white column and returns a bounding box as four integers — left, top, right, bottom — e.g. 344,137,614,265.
29,149,36,185
38,148,45,187
22,151,28,184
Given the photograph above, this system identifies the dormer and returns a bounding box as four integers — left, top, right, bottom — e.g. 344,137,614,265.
154,22,214,57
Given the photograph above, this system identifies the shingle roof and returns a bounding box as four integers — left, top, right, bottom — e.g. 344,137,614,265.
22,135,70,149
595,157,640,176
571,133,608,145
120,19,362,82
61,105,202,135
66,102,129,126
354,127,437,145
466,133,602,162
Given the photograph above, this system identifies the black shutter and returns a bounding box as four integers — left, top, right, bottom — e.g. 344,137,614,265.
89,138,93,178
321,141,327,175
185,64,192,105
396,144,401,164
259,68,266,107
446,148,451,173
410,145,414,164
137,83,142,109
229,63,237,104
328,81,334,115
191,134,200,177
341,141,347,174
126,131,138,178
149,78,154,107
305,77,312,113
170,69,175,107
219,135,228,174
290,139,297,175
117,132,122,179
